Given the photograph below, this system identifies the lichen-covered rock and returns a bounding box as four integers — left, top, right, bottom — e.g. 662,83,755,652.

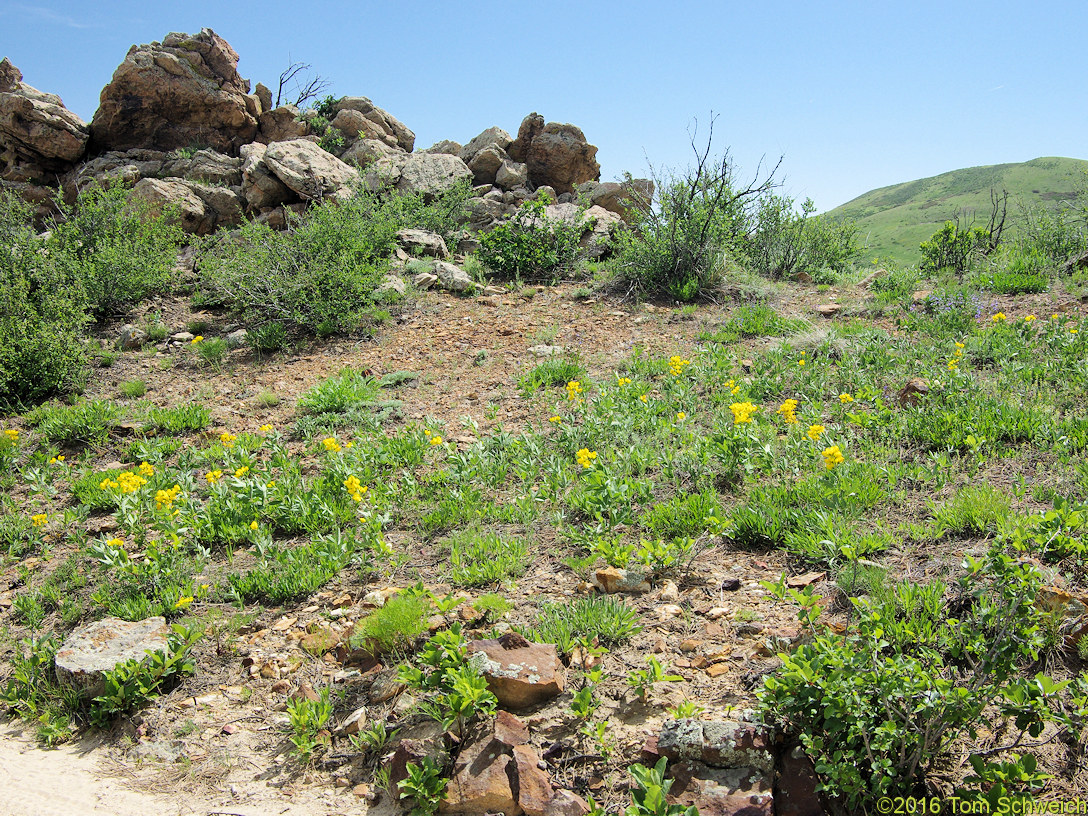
459,126,513,164
495,159,529,191
395,152,472,198
657,717,775,773
668,761,774,816
130,177,213,234
0,58,89,185
55,616,170,698
467,632,565,709
433,260,474,293
397,228,449,259
577,178,653,221
468,144,508,185
91,29,258,154
340,137,402,168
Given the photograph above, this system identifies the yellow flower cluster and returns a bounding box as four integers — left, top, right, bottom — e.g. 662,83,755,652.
191,336,203,344
116,471,147,493
3,429,18,443
31,513,48,527
249,520,259,530
430,435,443,446
49,455,65,465
344,475,368,502
676,412,686,421
205,469,223,485
729,402,759,424
807,424,826,442
639,394,649,403
173,596,194,610
99,476,119,490
1024,314,1036,323
323,437,341,452
724,379,741,396
992,312,1007,322
839,393,854,404
797,351,806,367
220,432,237,449
138,461,155,478
566,380,583,402
155,485,181,509
822,445,845,470
106,537,124,548
259,424,274,432
669,356,691,377
616,376,632,386
776,399,799,424
234,466,249,478
548,416,561,423
575,448,598,469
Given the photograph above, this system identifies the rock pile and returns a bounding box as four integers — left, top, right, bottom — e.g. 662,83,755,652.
0,29,651,245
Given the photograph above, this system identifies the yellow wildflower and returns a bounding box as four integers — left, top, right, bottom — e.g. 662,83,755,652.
669,356,691,377
49,455,66,464
1024,314,1036,322
729,402,759,425
138,461,155,478
676,412,686,421
31,513,47,527
99,478,119,490
259,424,274,432
3,429,18,443
191,336,203,344
430,435,444,446
839,393,854,404
566,380,584,402
617,376,632,386
424,429,432,436
234,466,249,478
575,448,598,469
155,485,181,509
1072,329,1080,334
205,469,223,485
344,475,365,502
173,596,194,610
219,432,237,449
776,399,799,424
249,520,259,530
322,437,341,452
807,424,826,442
822,445,845,470
1051,314,1059,320
106,537,124,548
116,471,147,493
992,312,1007,322
948,359,958,370
639,394,648,404
548,416,561,423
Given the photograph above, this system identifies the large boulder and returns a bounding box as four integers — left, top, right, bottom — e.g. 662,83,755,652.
544,202,622,259
0,58,88,184
161,147,242,186
130,177,214,234
334,97,414,152
262,138,358,201
577,179,654,221
467,144,508,186
240,142,294,209
258,105,309,143
55,616,169,699
395,152,472,198
62,147,242,203
508,113,600,194
466,632,565,709
90,29,259,154
459,126,512,164
340,138,402,168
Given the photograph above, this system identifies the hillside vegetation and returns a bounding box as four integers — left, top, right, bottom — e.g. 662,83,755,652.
828,156,1088,265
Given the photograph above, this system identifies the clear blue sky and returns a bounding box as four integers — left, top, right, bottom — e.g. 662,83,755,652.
3,0,1085,211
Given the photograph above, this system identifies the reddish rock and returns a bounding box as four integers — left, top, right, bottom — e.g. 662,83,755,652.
390,737,449,789
544,790,591,816
494,710,530,747
897,378,929,407
514,744,554,816
775,745,825,816
443,739,519,815
593,566,651,594
657,719,774,772
467,633,566,709
668,760,774,816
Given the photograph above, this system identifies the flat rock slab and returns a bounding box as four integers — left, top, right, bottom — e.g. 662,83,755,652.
658,718,774,772
55,616,169,698
467,632,565,709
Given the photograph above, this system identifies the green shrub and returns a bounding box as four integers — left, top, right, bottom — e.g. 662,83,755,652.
25,399,123,446
476,197,585,283
298,368,380,414
518,356,587,397
351,593,430,655
199,184,468,335
248,322,288,354
49,184,183,316
699,304,806,343
0,190,89,410
195,337,228,366
118,379,146,398
920,220,991,273
523,596,641,655
144,403,210,434
759,542,1050,807
745,194,859,280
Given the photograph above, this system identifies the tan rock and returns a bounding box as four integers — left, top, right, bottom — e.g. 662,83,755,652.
263,138,358,201
467,633,566,709
514,744,554,816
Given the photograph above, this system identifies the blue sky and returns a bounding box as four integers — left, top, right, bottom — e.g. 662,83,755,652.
3,0,1085,210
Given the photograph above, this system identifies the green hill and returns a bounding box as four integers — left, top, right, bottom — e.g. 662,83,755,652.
826,156,1088,266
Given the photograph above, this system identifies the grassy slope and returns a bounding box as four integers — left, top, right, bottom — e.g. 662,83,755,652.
826,156,1088,266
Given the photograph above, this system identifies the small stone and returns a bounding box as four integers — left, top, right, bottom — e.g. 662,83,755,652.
270,679,291,694
467,633,566,709
117,324,147,351
656,604,683,620
680,639,702,653
813,304,841,317
706,663,731,678
720,577,742,591
705,607,729,620
544,790,591,816
493,710,530,747
413,272,439,289
593,566,651,594
336,706,367,736
171,331,195,342
659,580,680,603
290,682,321,703
787,572,825,589
353,783,372,798
225,328,249,348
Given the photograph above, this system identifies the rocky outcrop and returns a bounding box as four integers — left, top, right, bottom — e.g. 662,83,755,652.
61,147,242,207
508,113,600,195
257,105,309,143
130,176,244,235
90,29,259,154
334,97,414,152
0,58,88,188
577,178,653,220
240,142,293,209
365,151,471,198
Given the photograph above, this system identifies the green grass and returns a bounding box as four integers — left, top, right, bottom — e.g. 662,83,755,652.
827,156,1088,265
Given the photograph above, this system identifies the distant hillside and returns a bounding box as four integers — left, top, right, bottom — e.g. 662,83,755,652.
826,157,1088,266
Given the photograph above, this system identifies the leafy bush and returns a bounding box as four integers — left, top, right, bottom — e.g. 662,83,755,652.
760,542,1051,807
25,400,124,446
699,304,806,343
745,194,859,280
49,184,183,316
298,368,379,414
0,190,89,410
920,220,991,273
518,355,587,396
476,197,585,283
351,593,430,655
144,403,210,434
447,529,529,587
199,183,469,335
